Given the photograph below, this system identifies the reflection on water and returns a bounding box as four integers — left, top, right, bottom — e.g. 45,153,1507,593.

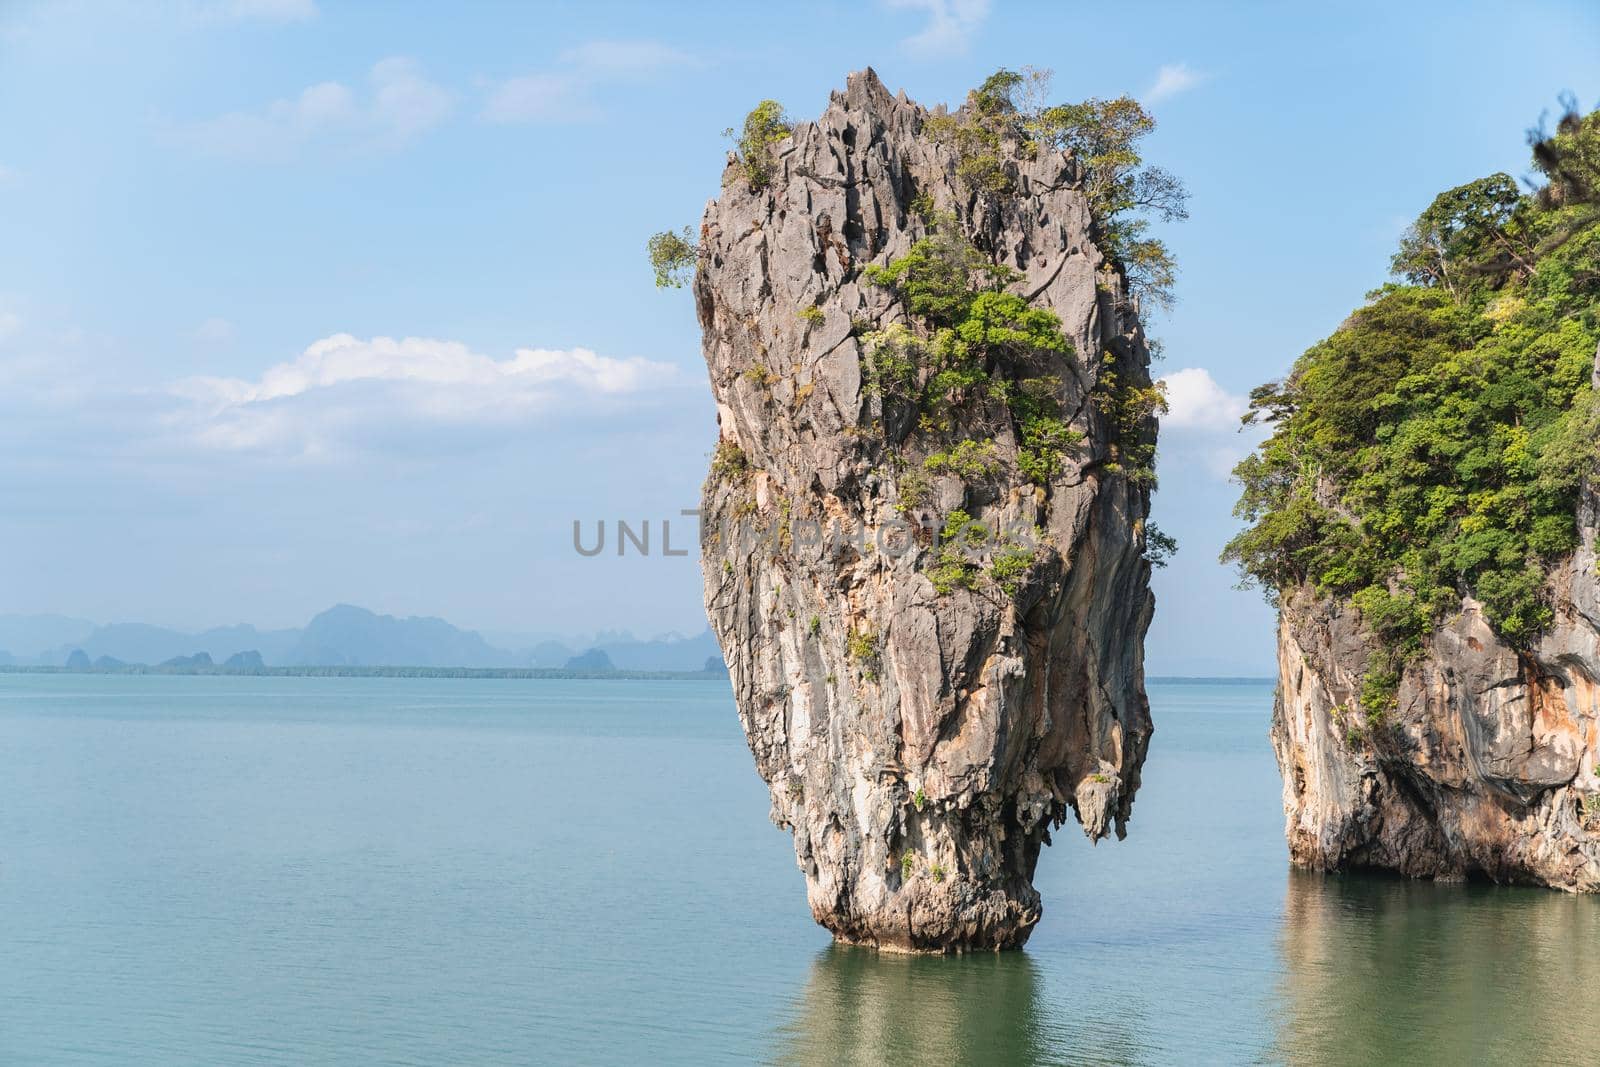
777,945,1147,1066
778,947,1049,1066
1274,869,1600,1065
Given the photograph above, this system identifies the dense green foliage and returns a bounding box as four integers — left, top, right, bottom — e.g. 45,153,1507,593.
858,211,1174,598
925,69,1188,309
860,218,1082,486
927,508,990,594
1090,350,1166,485
988,540,1037,596
925,509,1039,597
724,99,792,190
1028,95,1188,310
848,627,880,680
924,438,1000,479
1225,106,1600,653
646,227,697,288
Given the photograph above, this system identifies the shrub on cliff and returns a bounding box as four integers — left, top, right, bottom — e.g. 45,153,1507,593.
1225,103,1600,650
724,99,792,191
646,227,697,288
860,217,1089,487
926,69,1188,310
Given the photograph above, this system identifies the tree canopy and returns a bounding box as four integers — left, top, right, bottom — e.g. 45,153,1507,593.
927,69,1189,311
1225,104,1600,665
724,99,792,191
646,227,697,289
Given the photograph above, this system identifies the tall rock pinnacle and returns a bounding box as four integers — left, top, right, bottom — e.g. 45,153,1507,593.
695,70,1160,951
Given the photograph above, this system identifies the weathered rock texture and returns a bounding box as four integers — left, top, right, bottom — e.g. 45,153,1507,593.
695,70,1157,950
1274,348,1600,890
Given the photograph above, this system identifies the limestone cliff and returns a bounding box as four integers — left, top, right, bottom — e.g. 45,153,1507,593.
694,70,1159,951
1273,353,1600,889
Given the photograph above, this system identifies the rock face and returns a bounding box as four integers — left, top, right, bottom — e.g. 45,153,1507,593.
694,70,1158,950
1274,348,1600,890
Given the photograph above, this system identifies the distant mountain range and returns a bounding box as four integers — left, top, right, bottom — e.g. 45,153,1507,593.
0,605,722,673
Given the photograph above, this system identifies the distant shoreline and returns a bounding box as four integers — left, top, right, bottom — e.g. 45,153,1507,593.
0,665,1274,684
0,665,727,681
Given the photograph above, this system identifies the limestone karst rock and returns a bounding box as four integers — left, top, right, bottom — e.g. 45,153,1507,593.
1272,347,1600,891
1238,102,1600,890
694,70,1160,951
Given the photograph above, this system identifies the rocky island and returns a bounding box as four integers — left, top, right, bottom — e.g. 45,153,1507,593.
657,69,1179,950
1227,106,1600,888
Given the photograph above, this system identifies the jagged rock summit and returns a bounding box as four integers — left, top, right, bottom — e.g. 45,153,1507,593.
695,70,1160,951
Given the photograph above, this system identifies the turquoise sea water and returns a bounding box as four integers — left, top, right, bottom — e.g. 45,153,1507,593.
3,675,1600,1064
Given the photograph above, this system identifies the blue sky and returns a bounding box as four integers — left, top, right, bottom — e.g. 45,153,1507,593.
1,0,1596,671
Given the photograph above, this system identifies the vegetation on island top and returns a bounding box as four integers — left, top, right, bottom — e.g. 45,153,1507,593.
644,100,793,286
1225,102,1600,720
647,69,1188,309
924,68,1188,311
724,99,793,191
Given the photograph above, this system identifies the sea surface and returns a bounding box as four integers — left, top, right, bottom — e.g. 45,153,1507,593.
3,675,1599,1065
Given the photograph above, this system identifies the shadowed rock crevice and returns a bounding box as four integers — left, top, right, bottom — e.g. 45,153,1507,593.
694,70,1158,951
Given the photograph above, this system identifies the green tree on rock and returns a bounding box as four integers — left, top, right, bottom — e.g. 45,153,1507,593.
1225,102,1600,652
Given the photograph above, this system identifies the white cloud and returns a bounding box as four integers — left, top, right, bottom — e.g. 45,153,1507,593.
367,57,455,143
0,311,20,344
1145,63,1205,104
1153,368,1264,483
885,0,991,57
1158,367,1247,431
179,57,452,160
169,333,679,457
482,39,693,124
0,164,16,184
